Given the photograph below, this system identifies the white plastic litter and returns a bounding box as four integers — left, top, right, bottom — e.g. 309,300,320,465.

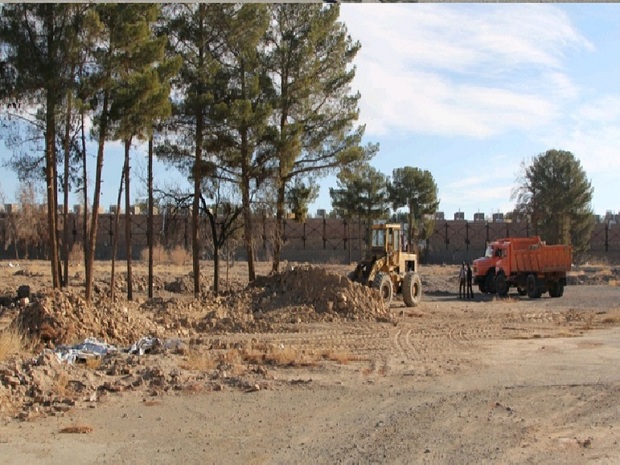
128,336,161,355
54,337,118,364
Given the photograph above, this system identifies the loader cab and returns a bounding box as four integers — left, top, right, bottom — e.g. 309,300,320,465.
370,224,400,254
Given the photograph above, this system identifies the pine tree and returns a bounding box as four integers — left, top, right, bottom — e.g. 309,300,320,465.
330,161,390,250
264,4,371,273
513,149,595,256
0,4,85,288
106,3,178,301
388,167,439,249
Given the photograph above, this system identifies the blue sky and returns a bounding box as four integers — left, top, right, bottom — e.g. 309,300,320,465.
1,3,618,220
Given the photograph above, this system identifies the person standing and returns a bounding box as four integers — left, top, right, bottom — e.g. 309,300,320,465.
458,262,466,299
466,263,474,299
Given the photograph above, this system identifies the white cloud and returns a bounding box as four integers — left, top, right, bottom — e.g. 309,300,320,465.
540,95,620,175
340,4,593,139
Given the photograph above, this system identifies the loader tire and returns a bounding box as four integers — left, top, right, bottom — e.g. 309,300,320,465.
403,272,422,307
373,272,393,306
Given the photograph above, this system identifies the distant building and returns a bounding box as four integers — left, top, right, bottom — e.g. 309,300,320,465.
316,209,326,218
434,211,444,220
454,211,465,221
492,212,504,223
4,204,19,214
474,212,485,222
604,210,617,224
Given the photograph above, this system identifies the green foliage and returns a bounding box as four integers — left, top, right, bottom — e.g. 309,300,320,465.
286,180,319,222
388,166,439,244
264,4,372,270
330,161,390,223
513,149,595,256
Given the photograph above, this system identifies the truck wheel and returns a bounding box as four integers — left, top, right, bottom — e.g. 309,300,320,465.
485,272,496,294
373,272,393,306
495,271,509,297
526,274,542,299
403,272,422,307
478,283,487,294
548,281,564,298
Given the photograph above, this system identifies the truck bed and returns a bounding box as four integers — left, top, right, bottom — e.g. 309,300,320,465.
513,243,571,274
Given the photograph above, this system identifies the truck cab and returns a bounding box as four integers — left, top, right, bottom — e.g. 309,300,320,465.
472,241,505,293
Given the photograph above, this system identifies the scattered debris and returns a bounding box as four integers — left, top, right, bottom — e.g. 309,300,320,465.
0,266,395,420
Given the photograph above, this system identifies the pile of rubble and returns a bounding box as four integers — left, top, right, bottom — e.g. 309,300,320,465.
0,342,272,420
1,265,393,419
252,265,390,321
14,289,159,348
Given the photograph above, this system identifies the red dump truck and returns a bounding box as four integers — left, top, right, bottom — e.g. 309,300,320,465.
472,236,572,299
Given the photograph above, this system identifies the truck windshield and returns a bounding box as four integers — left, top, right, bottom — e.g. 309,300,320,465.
484,245,494,258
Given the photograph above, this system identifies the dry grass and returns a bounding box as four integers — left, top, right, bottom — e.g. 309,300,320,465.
169,246,190,266
0,327,36,361
242,345,320,367
179,350,219,371
59,424,93,434
240,345,365,367
140,244,168,265
142,399,163,407
68,243,84,266
84,357,102,370
54,372,70,398
601,310,620,325
319,349,368,365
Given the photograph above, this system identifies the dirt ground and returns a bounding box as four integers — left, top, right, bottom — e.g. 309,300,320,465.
0,259,619,464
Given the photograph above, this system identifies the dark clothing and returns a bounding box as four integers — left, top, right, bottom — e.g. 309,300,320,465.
458,265,466,298
466,265,474,299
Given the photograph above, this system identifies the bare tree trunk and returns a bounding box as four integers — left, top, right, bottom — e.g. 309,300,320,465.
124,138,133,301
272,181,286,274
110,160,126,302
45,91,61,289
81,110,89,278
62,90,72,288
192,112,203,299
206,211,219,295
147,136,154,299
241,183,255,283
86,91,110,303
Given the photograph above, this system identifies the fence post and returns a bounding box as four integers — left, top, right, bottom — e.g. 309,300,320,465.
108,215,113,260
465,221,470,250
605,222,609,252
445,222,449,250
323,217,327,250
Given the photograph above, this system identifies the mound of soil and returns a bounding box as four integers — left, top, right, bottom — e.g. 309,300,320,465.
252,265,391,320
14,290,158,348
10,266,392,350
